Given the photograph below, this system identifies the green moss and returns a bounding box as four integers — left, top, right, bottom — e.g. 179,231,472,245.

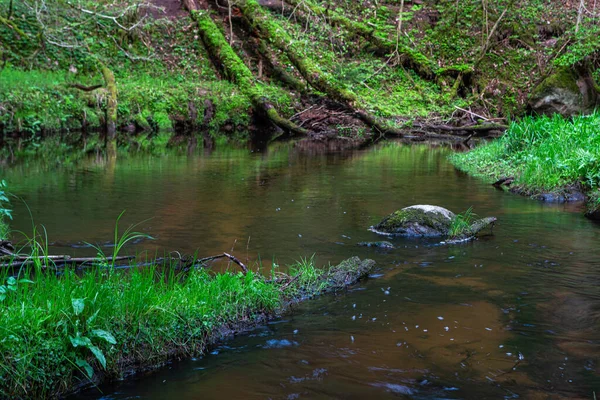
374,207,452,234
531,67,580,98
153,111,173,132
134,113,152,131
83,108,101,128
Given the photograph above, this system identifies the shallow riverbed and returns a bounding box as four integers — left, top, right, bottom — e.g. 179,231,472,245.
5,139,600,399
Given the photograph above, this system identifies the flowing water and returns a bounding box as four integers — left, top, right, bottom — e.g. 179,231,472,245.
4,140,600,399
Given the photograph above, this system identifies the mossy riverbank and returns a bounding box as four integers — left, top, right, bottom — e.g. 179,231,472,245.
450,112,600,216
4,0,596,145
0,253,374,399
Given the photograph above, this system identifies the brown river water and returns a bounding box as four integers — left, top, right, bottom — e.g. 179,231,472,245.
4,139,600,399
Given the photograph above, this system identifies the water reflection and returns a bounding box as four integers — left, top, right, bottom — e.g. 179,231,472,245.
4,140,599,398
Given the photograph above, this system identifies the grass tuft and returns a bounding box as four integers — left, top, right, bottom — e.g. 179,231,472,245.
450,112,600,194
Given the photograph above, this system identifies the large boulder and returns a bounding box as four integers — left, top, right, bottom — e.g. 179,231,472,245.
528,67,599,117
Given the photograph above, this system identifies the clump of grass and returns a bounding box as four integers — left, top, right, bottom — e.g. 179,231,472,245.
451,112,600,193
448,207,477,240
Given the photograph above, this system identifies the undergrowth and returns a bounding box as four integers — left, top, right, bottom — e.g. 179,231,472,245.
0,216,370,398
450,112,600,194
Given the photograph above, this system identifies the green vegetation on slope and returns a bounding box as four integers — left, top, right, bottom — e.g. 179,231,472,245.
450,112,600,194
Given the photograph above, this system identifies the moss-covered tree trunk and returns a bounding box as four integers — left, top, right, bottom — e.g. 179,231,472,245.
183,0,308,136
284,0,435,79
234,0,405,136
101,65,118,140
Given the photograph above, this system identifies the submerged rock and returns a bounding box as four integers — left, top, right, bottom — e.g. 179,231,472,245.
326,257,376,290
370,205,496,241
357,241,395,249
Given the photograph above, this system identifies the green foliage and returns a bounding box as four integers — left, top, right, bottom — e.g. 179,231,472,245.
448,207,476,240
555,24,600,67
0,262,285,398
0,209,368,397
451,112,600,192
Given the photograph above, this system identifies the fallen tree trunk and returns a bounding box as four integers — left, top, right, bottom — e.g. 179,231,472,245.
412,122,508,133
284,0,435,79
184,2,309,136
283,0,472,80
234,0,405,136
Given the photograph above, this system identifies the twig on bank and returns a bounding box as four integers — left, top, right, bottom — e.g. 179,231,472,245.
454,106,489,121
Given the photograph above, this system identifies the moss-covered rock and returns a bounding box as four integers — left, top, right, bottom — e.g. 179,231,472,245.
529,67,599,116
371,205,496,241
325,257,376,290
371,205,455,236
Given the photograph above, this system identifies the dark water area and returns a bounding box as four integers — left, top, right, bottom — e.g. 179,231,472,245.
4,140,600,399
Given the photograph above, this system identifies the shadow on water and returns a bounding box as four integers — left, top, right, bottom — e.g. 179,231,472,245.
4,138,600,399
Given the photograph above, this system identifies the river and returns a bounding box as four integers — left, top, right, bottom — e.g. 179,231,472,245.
4,139,600,399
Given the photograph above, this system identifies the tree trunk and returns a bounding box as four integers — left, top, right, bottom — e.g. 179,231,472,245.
190,8,309,136
101,65,118,140
284,0,472,80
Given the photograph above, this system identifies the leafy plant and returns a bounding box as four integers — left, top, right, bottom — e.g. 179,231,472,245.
0,276,34,302
68,297,117,379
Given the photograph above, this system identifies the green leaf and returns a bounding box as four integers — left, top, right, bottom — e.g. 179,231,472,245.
89,345,106,369
87,309,100,325
91,329,117,345
76,358,94,379
6,277,15,286
18,279,34,284
0,294,5,302
72,298,85,316
0,286,6,294
69,335,92,348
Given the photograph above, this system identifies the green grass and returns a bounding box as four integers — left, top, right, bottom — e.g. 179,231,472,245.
450,112,600,194
0,215,372,398
447,207,476,240
0,263,282,398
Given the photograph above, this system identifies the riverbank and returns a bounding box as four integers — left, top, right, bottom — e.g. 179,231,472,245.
4,0,591,144
450,112,600,216
0,253,374,398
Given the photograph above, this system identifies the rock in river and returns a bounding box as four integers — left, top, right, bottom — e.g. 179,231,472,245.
370,205,496,241
357,241,395,249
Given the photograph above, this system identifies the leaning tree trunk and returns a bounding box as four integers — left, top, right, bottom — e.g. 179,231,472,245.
101,65,118,140
283,0,472,80
235,0,405,136
185,3,309,136
284,0,433,79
